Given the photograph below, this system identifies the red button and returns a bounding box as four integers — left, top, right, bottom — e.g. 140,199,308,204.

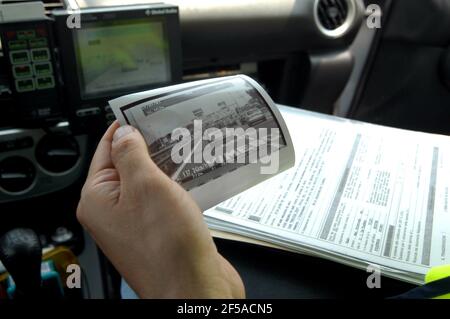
36,27,47,37
6,31,15,39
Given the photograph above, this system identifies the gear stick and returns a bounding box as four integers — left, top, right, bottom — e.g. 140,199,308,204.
0,228,42,299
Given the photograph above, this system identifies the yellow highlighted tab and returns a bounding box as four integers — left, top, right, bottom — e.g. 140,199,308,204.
425,265,450,299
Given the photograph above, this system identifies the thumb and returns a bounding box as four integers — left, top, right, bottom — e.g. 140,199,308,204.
111,125,160,185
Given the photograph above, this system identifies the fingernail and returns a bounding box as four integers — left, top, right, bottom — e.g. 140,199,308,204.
113,125,135,142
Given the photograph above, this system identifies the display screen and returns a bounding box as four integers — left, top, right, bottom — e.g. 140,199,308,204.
73,18,171,98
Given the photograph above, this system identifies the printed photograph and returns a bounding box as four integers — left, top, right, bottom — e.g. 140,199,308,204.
121,77,286,190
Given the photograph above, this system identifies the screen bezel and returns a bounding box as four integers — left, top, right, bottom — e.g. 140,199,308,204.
53,5,182,124
73,16,173,100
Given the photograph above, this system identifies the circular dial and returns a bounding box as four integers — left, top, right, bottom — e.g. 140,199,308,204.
0,156,36,193
35,135,80,173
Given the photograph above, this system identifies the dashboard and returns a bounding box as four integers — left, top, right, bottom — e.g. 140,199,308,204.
0,0,364,202
0,0,364,297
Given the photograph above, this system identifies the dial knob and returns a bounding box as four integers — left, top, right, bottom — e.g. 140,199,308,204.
35,135,80,173
0,156,36,193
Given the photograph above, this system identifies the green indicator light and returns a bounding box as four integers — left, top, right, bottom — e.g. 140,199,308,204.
17,30,36,40
9,40,27,50
29,38,48,48
13,64,32,78
10,50,30,64
36,76,55,90
15,78,35,92
33,62,52,76
31,48,50,62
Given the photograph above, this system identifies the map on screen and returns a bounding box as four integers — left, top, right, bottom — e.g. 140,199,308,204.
74,18,171,98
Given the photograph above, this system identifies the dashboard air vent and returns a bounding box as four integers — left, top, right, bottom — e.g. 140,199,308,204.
317,0,349,30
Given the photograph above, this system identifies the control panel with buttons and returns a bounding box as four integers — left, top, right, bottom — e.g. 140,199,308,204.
0,19,62,127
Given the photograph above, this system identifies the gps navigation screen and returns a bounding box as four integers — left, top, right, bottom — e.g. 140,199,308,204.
74,18,171,98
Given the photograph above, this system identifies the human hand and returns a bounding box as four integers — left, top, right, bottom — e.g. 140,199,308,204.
77,122,245,298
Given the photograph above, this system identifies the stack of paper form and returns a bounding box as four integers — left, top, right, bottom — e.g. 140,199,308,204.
205,105,450,284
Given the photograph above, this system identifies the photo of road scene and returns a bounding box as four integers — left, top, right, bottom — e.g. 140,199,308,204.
125,78,286,190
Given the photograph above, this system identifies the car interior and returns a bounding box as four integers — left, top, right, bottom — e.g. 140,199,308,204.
0,0,449,299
